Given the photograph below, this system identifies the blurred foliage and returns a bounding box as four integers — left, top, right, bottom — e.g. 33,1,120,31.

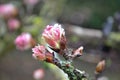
40,0,67,20
110,32,120,42
70,35,79,43
107,32,120,50
58,0,120,29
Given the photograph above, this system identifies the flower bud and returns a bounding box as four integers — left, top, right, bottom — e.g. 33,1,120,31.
33,69,44,80
32,45,46,61
42,24,66,50
0,4,18,18
72,46,83,57
95,60,105,74
32,45,53,62
7,18,20,31
15,33,34,50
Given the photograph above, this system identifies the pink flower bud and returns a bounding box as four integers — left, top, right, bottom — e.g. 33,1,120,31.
15,33,33,50
0,4,18,18
32,45,53,62
7,18,20,31
72,46,83,57
33,69,44,80
42,24,66,50
32,45,46,61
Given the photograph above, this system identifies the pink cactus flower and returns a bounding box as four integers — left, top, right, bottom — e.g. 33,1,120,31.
7,18,20,31
33,69,44,80
15,33,33,50
32,45,46,61
0,4,18,18
42,24,66,49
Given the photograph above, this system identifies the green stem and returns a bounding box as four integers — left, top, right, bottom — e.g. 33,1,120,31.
54,59,87,80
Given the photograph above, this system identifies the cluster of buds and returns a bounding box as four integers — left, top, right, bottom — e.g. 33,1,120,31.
32,24,86,80
15,33,36,50
13,23,106,80
32,24,83,62
32,24,67,63
0,3,21,31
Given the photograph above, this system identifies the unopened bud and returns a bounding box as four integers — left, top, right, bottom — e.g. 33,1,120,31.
15,33,34,50
7,18,20,31
42,24,66,50
0,4,18,18
95,60,105,74
32,45,53,63
72,46,83,57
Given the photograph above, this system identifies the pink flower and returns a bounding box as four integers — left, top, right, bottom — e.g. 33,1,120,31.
42,24,66,49
7,18,20,31
0,4,18,18
32,45,46,61
15,33,33,50
33,69,44,80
